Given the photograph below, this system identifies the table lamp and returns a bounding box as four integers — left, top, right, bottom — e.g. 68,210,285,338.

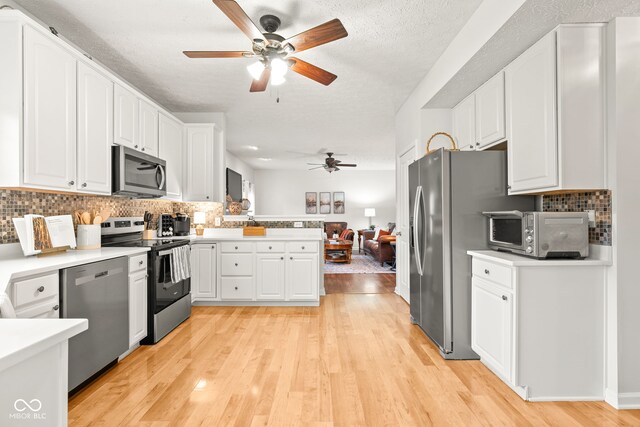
364,208,376,229
194,212,206,236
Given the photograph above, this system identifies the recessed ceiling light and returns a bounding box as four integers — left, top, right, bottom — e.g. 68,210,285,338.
246,145,259,151
258,158,272,161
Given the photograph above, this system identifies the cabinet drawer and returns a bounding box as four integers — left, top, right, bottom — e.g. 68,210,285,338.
15,297,60,319
256,242,285,253
220,277,253,300
12,272,59,309
220,254,253,276
286,241,318,253
129,254,147,273
472,258,512,289
220,242,254,253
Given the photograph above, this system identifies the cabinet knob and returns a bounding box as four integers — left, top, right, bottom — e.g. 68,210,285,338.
302,246,305,250
269,246,272,250
234,286,238,290
68,180,75,186
507,185,512,190
235,263,238,267
290,257,293,260
469,145,473,149
476,142,480,146
484,269,490,275
37,286,45,293
212,245,216,249
502,295,508,301
280,257,284,260
235,246,238,250
81,183,87,188
206,196,210,199
141,148,145,151
139,260,144,265
135,145,139,148
53,304,59,311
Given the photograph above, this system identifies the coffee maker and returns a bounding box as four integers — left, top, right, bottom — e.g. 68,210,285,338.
173,213,191,236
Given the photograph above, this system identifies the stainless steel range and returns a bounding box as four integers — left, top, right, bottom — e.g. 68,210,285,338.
101,217,191,344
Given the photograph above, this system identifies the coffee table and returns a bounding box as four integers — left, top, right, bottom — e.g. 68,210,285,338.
324,240,353,264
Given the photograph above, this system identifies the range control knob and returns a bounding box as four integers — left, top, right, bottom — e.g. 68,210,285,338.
526,236,533,243
526,246,533,254
525,228,531,235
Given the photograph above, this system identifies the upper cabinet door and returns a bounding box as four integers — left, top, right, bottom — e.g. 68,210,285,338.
475,72,505,149
139,99,159,156
159,114,184,200
506,32,558,194
452,95,476,152
77,62,113,194
23,26,77,191
114,84,138,149
184,125,214,201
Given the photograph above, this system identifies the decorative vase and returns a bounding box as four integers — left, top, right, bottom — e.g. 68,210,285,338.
77,224,101,250
241,198,251,211
228,202,243,215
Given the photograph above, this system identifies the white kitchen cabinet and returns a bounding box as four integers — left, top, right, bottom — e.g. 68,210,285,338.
475,71,505,149
191,243,218,300
128,270,148,347
506,25,605,194
471,277,512,383
114,83,139,150
184,124,215,202
139,99,159,156
287,254,319,301
159,113,184,200
469,250,606,401
23,25,77,191
77,62,113,195
452,94,476,152
256,254,286,300
9,271,60,319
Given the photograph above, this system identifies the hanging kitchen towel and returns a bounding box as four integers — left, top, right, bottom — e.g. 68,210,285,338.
0,292,17,318
170,245,191,283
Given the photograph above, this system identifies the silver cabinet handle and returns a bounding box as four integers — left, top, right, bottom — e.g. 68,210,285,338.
141,148,145,151
68,180,75,186
134,145,139,148
206,196,210,199
290,257,293,260
234,263,238,267
484,269,490,275
139,260,144,265
53,305,59,311
507,185,512,190
81,183,87,188
37,286,45,293
212,245,216,249
235,246,238,250
302,246,305,250
502,295,508,301
269,246,272,250
234,286,238,290
280,257,284,260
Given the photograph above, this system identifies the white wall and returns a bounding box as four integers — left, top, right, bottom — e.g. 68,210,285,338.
606,17,640,409
254,170,396,231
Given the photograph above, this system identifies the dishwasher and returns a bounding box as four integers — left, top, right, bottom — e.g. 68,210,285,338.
61,256,129,392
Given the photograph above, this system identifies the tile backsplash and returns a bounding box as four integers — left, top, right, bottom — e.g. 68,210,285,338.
542,190,611,246
0,189,319,245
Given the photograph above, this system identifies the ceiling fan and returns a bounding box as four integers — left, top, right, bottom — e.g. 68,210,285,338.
183,0,348,92
308,153,357,173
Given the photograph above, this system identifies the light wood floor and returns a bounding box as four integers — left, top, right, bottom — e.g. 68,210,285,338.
69,275,640,426
324,273,396,294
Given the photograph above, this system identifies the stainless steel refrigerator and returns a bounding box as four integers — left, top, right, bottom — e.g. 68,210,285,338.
409,149,534,359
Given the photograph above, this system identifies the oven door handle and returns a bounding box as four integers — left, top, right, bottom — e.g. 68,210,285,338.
482,210,524,218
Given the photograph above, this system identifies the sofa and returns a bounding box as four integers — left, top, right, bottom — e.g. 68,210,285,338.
324,222,348,239
363,223,396,266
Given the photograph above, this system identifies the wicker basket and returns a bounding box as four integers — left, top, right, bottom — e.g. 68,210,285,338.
426,132,458,154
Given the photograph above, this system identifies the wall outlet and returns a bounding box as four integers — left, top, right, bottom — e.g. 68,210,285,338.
214,217,221,227
585,210,596,228
294,221,303,228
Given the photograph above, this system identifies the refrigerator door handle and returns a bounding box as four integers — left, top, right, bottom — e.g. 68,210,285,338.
413,185,424,276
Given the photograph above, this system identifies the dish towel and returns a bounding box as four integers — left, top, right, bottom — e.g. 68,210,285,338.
0,292,17,318
170,245,191,284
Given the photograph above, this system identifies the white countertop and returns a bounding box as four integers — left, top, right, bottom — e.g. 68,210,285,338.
155,227,324,243
467,250,612,267
0,318,87,372
222,215,326,222
0,245,150,295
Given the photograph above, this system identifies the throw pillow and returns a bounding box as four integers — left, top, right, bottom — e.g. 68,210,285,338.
391,228,397,236
373,228,381,240
378,229,391,241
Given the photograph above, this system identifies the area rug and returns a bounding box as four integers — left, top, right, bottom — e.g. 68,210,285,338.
323,254,395,274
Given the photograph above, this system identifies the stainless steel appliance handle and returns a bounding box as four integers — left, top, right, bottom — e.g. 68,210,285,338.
482,210,524,218
158,247,190,257
413,185,424,276
156,165,166,190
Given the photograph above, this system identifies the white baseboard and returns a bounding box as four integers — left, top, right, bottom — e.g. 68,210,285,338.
395,282,409,303
605,389,640,409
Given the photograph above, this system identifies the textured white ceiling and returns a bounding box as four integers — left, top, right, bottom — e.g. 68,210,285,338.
426,0,640,108
13,0,483,170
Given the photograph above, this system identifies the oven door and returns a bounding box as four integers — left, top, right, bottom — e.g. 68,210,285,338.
483,211,526,251
112,146,167,198
153,248,191,313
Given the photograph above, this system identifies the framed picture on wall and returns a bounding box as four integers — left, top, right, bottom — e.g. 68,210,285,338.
305,192,318,214
333,192,345,214
319,192,331,214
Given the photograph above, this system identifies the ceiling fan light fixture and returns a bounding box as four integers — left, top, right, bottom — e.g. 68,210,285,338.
271,74,286,86
247,61,265,80
270,58,288,78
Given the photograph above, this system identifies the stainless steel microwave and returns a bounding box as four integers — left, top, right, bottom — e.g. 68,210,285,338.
112,146,167,198
482,211,589,259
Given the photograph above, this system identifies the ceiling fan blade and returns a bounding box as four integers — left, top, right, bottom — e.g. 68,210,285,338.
250,67,271,92
285,18,348,53
308,166,325,170
289,58,337,86
183,51,252,58
307,163,325,166
337,164,357,167
212,0,264,42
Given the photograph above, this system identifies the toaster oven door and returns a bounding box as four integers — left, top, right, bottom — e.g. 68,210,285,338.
483,211,526,251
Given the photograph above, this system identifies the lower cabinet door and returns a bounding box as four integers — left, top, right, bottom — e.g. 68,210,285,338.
256,254,285,300
129,270,148,347
191,244,217,300
286,254,319,301
471,277,513,382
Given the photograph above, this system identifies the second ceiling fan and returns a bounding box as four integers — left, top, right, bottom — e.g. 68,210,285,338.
184,0,348,92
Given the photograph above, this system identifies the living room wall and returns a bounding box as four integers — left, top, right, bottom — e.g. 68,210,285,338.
254,169,396,232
